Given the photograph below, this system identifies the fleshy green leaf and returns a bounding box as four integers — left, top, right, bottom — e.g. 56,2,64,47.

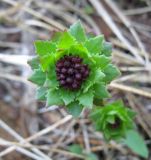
85,35,104,54
46,67,59,89
106,115,115,124
95,70,105,82
103,64,120,83
82,69,105,93
83,80,93,93
90,108,102,121
93,55,111,69
58,31,75,49
82,68,105,93
60,89,75,105
102,42,112,57
44,78,58,89
46,89,63,106
28,69,46,85
34,41,56,56
67,101,83,117
78,88,94,108
127,109,136,119
69,21,86,42
27,57,39,69
94,83,110,99
40,54,55,71
68,144,83,155
36,87,47,100
69,43,89,60
124,130,149,158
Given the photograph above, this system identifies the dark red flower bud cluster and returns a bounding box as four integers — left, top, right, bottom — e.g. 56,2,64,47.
56,55,90,90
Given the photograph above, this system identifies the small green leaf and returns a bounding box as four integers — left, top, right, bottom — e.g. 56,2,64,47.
68,144,83,155
46,68,59,89
95,70,105,82
67,101,83,117
58,31,75,49
127,109,136,119
124,130,149,158
36,87,47,100
83,80,93,93
103,64,120,83
40,54,55,71
83,69,105,93
46,89,63,106
44,78,58,89
90,108,102,121
27,57,39,69
93,55,111,69
94,83,110,99
69,21,86,42
34,41,56,56
60,89,75,105
69,43,89,59
102,42,112,57
78,88,94,108
28,69,46,85
106,115,115,124
85,35,104,54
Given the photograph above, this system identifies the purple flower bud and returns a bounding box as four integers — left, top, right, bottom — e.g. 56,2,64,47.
64,61,70,67
60,74,65,79
60,80,66,85
75,73,82,80
72,83,78,89
74,63,81,69
68,68,74,75
66,77,73,84
61,68,67,73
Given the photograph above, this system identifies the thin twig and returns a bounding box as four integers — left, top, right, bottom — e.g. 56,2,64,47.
0,115,72,157
0,120,52,160
0,54,32,66
105,0,150,68
109,82,151,98
124,6,151,15
89,0,144,65
1,0,65,30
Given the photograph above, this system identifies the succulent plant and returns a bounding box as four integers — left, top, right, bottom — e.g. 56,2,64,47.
90,100,136,140
28,21,120,116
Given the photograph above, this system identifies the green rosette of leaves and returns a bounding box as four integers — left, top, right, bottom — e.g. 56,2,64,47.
28,21,120,117
90,100,136,140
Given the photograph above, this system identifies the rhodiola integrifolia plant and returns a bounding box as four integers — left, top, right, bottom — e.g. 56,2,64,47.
28,21,135,141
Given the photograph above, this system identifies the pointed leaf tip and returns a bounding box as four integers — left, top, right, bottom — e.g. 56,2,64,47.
69,20,86,42
34,41,56,56
67,101,83,117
